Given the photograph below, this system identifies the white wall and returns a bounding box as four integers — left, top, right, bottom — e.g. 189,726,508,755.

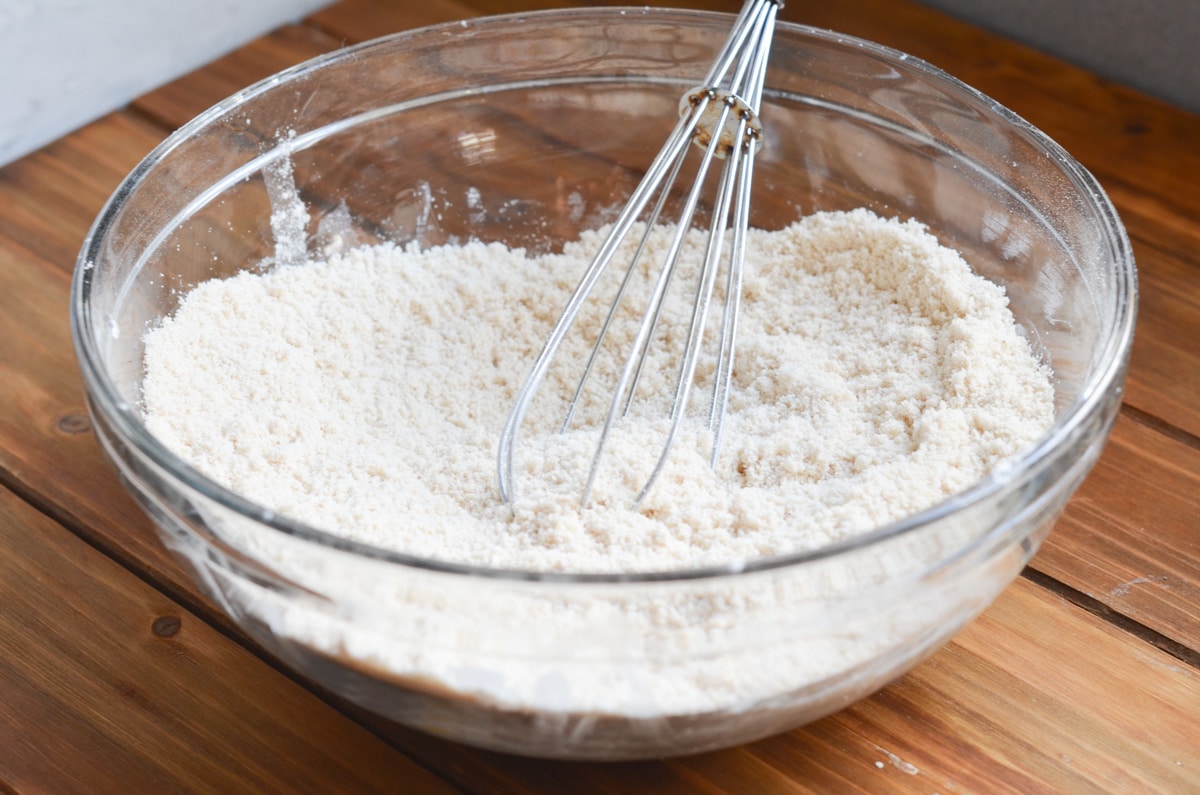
917,0,1200,115
0,0,332,166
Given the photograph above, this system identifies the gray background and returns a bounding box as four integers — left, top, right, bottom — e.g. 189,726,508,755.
917,0,1200,115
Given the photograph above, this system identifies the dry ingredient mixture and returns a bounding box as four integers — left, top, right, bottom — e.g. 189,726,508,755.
141,208,1054,721
144,208,1052,573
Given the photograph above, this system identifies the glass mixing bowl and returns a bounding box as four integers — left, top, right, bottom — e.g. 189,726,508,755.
72,9,1136,759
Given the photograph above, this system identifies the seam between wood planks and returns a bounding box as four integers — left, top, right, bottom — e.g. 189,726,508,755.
1121,403,1200,454
1020,567,1200,670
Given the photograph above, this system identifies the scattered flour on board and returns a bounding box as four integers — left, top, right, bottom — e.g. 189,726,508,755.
138,208,1055,721
143,208,1053,574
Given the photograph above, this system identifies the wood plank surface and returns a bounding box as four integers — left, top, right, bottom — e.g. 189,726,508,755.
1,0,1197,792
0,482,457,794
0,112,166,276
794,579,1198,794
307,0,479,41
0,233,209,613
1035,412,1200,652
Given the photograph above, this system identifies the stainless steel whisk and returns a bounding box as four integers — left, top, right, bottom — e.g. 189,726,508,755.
498,0,783,507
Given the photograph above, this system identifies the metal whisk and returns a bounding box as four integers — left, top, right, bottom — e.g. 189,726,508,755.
498,0,783,507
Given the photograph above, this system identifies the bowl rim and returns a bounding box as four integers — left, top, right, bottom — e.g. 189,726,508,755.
70,6,1138,585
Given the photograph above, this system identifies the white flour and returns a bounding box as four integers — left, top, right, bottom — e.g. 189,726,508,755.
141,208,1054,723
143,209,1052,573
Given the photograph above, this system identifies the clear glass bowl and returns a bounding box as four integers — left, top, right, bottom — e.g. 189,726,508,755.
71,9,1136,760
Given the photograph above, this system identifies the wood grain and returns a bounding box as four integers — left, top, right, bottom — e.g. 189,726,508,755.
0,234,207,611
0,112,164,275
0,482,457,794
1120,243,1200,441
1034,412,1200,651
308,0,480,41
838,579,1199,794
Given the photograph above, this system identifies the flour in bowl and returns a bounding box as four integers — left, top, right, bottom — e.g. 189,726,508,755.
142,208,1053,573
140,208,1056,731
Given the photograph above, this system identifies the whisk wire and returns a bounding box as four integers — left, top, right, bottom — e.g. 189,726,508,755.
498,0,781,506
710,3,777,460
701,0,775,88
582,93,738,507
496,96,711,501
561,148,691,434
708,128,755,459
630,105,747,506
